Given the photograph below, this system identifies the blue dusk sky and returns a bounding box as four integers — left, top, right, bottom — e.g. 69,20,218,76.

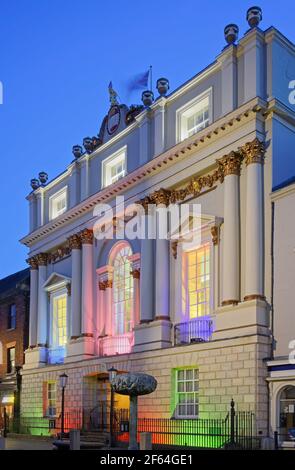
0,0,294,279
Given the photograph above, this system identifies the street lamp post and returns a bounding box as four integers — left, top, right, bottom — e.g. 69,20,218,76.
59,373,68,438
108,367,118,448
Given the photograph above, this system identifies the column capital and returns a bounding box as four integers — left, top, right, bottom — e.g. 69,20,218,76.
36,253,48,266
218,151,243,176
240,137,265,166
68,233,82,250
27,256,38,270
80,228,93,245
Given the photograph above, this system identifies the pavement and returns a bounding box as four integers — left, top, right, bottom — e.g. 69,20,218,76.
4,437,53,450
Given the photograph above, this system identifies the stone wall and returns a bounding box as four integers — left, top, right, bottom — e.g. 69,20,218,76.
21,334,270,435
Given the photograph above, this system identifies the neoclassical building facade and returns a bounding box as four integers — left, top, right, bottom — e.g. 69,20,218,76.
20,12,295,441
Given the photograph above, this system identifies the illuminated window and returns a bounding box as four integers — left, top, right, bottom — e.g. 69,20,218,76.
8,304,16,329
49,187,67,220
47,382,57,417
7,347,15,374
102,147,126,187
52,294,67,348
177,89,212,142
112,245,134,335
175,368,199,418
186,243,210,318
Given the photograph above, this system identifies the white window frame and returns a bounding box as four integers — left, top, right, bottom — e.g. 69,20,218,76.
49,186,68,220
176,88,212,143
47,381,57,417
49,288,68,350
175,368,199,419
102,146,127,188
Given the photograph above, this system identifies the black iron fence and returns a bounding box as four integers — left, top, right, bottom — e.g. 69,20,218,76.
113,401,260,450
2,400,260,450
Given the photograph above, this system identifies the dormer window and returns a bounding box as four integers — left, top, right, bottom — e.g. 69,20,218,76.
177,88,212,142
102,147,126,188
49,187,67,220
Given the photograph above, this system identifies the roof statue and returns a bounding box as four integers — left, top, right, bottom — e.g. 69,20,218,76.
108,81,119,106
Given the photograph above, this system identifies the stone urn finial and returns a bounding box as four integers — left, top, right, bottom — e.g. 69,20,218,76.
156,78,170,97
30,178,40,190
72,144,83,159
224,24,239,45
141,90,154,107
246,6,262,28
112,372,157,450
38,171,48,186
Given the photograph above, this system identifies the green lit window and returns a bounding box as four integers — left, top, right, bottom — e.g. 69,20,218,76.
175,368,199,418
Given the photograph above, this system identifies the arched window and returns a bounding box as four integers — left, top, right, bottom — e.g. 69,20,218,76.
111,244,134,335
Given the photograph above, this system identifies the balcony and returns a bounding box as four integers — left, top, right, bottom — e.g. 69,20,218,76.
99,332,134,356
174,317,214,346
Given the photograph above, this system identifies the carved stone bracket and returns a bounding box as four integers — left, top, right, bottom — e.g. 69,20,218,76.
171,240,178,259
210,226,219,246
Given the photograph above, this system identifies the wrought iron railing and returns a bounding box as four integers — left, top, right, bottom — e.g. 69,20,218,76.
99,332,134,356
113,407,259,450
174,317,214,345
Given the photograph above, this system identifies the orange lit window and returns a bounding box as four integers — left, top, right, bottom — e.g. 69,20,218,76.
186,243,210,318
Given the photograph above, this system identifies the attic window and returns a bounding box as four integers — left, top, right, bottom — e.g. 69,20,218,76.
102,147,126,188
49,187,67,220
177,88,212,142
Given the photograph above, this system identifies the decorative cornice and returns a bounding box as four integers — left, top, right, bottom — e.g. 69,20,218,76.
20,99,266,247
80,228,93,245
240,137,265,166
68,233,82,250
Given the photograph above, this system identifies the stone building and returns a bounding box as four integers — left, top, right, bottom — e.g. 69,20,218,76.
20,7,295,442
0,268,30,420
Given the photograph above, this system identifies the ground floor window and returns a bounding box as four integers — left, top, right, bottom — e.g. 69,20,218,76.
279,386,295,439
175,368,199,418
43,381,57,417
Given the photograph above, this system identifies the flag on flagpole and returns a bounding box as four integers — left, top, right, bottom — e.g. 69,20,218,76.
126,69,150,94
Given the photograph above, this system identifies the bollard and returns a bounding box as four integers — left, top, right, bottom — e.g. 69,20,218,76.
69,429,80,450
0,436,5,450
140,432,152,450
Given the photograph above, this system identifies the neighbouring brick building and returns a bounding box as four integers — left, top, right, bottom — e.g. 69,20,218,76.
0,268,30,420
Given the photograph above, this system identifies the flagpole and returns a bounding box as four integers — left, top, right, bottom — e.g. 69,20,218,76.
149,65,152,92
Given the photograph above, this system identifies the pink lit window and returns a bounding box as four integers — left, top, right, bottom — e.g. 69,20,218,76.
112,245,134,335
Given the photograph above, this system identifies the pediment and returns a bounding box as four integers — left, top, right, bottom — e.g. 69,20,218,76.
43,272,71,291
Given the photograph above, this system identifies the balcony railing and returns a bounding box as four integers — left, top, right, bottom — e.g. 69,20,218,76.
174,317,214,345
99,332,134,356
